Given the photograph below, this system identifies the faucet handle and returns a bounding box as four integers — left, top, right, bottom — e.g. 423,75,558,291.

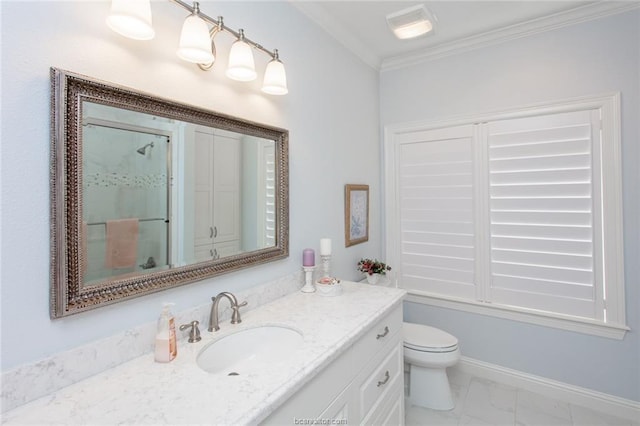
231,300,248,324
179,320,202,343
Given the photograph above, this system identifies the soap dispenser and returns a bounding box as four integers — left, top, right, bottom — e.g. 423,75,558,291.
154,303,177,363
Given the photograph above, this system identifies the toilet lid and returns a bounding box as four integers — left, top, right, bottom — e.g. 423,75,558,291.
403,322,458,352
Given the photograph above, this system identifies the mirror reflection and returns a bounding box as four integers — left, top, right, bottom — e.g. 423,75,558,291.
81,102,276,286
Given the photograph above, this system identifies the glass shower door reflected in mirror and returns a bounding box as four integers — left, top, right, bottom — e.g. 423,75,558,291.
82,123,170,285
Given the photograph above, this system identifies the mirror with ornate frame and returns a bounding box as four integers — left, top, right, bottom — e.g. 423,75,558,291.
50,68,289,318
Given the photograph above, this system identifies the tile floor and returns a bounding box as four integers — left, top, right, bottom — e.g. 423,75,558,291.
405,368,639,426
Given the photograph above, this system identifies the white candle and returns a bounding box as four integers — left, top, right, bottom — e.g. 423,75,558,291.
320,238,332,256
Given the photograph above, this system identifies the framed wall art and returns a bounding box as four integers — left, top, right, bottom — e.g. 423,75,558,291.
344,184,369,247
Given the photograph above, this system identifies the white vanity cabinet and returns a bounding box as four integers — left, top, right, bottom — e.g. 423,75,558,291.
264,304,404,425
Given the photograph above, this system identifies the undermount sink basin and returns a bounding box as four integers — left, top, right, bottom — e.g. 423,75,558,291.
197,326,304,375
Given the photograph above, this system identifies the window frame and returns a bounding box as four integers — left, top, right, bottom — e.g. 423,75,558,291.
384,93,627,339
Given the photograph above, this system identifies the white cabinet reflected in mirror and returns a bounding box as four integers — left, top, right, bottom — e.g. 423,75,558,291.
51,68,289,317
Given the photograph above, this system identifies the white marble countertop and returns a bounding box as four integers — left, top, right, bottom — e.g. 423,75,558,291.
2,281,405,425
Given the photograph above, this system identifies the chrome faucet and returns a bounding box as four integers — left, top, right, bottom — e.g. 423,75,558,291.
208,292,248,332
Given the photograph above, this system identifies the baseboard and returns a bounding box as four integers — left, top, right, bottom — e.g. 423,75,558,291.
455,356,640,422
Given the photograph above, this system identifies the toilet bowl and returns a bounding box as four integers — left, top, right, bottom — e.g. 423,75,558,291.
403,322,460,410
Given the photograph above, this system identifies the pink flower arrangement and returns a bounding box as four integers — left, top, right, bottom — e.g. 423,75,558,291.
357,258,392,276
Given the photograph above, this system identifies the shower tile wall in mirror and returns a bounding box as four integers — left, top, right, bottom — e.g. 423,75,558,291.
50,68,289,317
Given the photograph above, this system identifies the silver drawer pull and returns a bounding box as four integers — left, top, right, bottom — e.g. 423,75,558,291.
377,371,390,387
376,326,389,340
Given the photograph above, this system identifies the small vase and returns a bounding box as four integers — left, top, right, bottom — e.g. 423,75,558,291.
366,273,381,285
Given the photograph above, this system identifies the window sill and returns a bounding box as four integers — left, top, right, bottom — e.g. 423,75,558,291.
404,290,629,340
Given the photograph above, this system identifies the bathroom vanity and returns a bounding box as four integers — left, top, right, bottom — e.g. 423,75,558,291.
264,302,403,424
2,281,405,425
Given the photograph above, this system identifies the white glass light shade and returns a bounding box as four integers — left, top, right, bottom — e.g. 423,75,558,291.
177,13,214,64
106,0,155,40
226,38,257,82
261,59,288,95
392,20,433,39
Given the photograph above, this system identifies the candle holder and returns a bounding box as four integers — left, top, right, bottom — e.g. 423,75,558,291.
301,266,316,293
315,254,342,297
319,254,332,279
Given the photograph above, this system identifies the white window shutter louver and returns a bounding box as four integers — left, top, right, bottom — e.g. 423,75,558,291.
486,110,603,320
398,125,476,300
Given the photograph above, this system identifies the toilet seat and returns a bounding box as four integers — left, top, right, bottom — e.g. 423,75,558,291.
403,322,458,353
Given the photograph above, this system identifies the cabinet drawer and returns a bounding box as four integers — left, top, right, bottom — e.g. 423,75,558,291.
351,304,402,362
366,377,404,426
358,342,403,418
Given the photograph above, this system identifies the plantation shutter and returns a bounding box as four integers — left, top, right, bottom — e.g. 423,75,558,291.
397,125,476,299
486,110,603,319
264,144,276,246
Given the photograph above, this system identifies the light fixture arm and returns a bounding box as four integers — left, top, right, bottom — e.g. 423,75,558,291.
169,0,278,59
196,23,221,71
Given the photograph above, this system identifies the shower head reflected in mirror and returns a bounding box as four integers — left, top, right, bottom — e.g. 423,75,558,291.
136,142,154,155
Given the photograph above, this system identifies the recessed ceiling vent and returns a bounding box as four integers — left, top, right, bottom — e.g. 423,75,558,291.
386,4,435,40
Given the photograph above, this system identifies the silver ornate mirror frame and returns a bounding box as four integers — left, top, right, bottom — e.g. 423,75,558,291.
50,68,289,318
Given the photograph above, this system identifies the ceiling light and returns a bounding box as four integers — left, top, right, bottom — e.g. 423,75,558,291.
386,4,435,40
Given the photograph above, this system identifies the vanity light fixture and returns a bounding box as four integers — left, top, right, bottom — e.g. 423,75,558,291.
386,4,435,40
226,30,257,82
106,0,288,95
106,0,155,40
177,3,215,65
262,50,288,95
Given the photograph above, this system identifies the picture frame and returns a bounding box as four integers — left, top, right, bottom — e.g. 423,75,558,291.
344,184,369,247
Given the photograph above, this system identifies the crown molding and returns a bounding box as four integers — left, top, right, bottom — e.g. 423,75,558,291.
381,1,640,72
289,1,381,70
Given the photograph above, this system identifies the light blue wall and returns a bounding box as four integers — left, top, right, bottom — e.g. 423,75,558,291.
380,10,640,401
0,1,381,371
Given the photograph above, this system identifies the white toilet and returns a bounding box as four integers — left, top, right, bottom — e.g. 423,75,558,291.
403,322,460,410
